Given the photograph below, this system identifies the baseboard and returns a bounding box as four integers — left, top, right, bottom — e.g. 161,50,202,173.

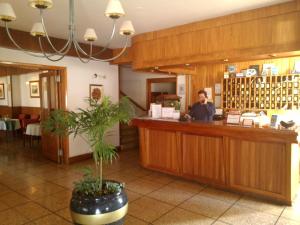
68,153,92,164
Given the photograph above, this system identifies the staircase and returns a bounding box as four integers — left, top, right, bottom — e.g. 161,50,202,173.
120,91,147,150
120,123,139,150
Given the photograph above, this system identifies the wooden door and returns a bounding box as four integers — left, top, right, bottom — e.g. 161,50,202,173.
40,71,62,163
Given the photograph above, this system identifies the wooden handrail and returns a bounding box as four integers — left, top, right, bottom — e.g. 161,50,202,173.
120,91,147,112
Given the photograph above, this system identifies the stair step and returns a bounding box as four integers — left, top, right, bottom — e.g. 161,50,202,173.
121,137,139,145
121,142,139,150
120,129,138,136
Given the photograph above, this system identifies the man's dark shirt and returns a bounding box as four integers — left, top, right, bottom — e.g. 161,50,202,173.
189,102,216,121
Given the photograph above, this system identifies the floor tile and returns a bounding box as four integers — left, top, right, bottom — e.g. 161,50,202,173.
14,202,51,221
276,217,300,225
168,180,205,194
55,208,72,222
34,195,69,212
0,208,29,225
31,214,72,225
200,187,241,204
148,185,195,206
179,194,232,219
0,191,30,207
142,172,175,185
126,179,165,195
219,205,279,225
236,196,285,216
128,196,174,222
125,189,142,202
153,207,214,225
124,215,148,225
281,202,300,222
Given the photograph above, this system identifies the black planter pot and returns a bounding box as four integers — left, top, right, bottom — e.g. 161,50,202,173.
70,180,128,225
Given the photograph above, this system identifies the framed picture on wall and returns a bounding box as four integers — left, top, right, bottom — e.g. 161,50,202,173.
0,84,5,99
29,80,40,98
89,84,104,105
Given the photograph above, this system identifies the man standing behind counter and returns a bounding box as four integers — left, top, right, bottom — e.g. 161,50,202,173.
189,90,215,121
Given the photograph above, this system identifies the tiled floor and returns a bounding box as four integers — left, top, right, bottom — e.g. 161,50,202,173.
0,137,300,225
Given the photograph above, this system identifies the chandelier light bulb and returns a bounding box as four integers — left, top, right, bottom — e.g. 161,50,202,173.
29,0,53,9
105,0,125,19
120,20,135,36
30,22,46,37
84,28,98,42
0,3,16,22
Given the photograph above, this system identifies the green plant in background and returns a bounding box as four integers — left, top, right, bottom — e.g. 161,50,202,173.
168,100,181,110
43,96,135,196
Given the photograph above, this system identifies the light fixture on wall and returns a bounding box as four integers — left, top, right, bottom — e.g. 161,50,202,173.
0,0,135,63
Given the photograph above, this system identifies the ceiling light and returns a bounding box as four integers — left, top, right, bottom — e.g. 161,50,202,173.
0,0,135,63
223,59,229,62
185,63,190,66
0,61,14,64
155,66,159,70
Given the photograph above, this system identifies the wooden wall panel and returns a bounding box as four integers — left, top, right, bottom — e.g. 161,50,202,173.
190,56,300,105
130,2,300,70
182,134,225,184
144,129,182,174
0,106,12,117
227,138,287,197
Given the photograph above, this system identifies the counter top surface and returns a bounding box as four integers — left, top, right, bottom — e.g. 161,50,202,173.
132,117,299,143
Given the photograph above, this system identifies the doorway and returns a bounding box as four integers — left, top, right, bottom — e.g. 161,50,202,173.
0,62,68,164
146,77,177,109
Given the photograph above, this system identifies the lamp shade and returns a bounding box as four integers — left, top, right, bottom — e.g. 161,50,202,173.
105,0,125,19
30,22,46,37
84,28,98,42
0,3,16,22
29,0,53,9
119,20,135,36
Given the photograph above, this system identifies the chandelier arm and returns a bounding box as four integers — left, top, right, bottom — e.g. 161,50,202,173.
73,40,92,63
39,9,72,55
5,22,47,58
38,37,70,62
90,36,129,62
91,19,117,57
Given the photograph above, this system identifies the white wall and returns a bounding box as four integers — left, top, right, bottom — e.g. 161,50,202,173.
0,47,119,157
12,73,40,107
0,76,12,106
120,66,175,109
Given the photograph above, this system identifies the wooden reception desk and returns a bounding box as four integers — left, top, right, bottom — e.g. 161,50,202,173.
132,118,300,205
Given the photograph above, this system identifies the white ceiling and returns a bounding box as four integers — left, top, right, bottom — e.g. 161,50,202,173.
0,0,292,48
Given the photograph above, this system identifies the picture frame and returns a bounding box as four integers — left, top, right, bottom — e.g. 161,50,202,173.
89,84,104,105
29,81,40,98
0,84,5,99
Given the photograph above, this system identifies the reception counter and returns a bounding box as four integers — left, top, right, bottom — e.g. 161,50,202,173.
132,117,299,205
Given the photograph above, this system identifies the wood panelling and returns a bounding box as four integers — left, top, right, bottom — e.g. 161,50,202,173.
182,134,225,184
0,27,112,59
111,47,133,65
133,118,299,204
0,106,12,117
226,138,288,198
127,1,300,69
142,129,182,174
20,107,41,116
190,56,300,105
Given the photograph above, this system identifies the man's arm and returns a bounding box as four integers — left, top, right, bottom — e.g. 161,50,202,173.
205,103,215,116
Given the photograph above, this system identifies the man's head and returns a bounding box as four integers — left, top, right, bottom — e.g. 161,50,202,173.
198,90,207,103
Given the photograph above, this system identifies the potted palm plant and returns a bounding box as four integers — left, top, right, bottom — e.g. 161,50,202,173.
43,96,134,225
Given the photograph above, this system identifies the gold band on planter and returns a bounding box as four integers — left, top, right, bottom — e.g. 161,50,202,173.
71,203,128,225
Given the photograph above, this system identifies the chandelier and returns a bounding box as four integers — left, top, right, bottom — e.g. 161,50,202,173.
0,0,135,63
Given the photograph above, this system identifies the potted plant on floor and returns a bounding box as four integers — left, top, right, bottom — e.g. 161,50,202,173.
43,96,134,225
